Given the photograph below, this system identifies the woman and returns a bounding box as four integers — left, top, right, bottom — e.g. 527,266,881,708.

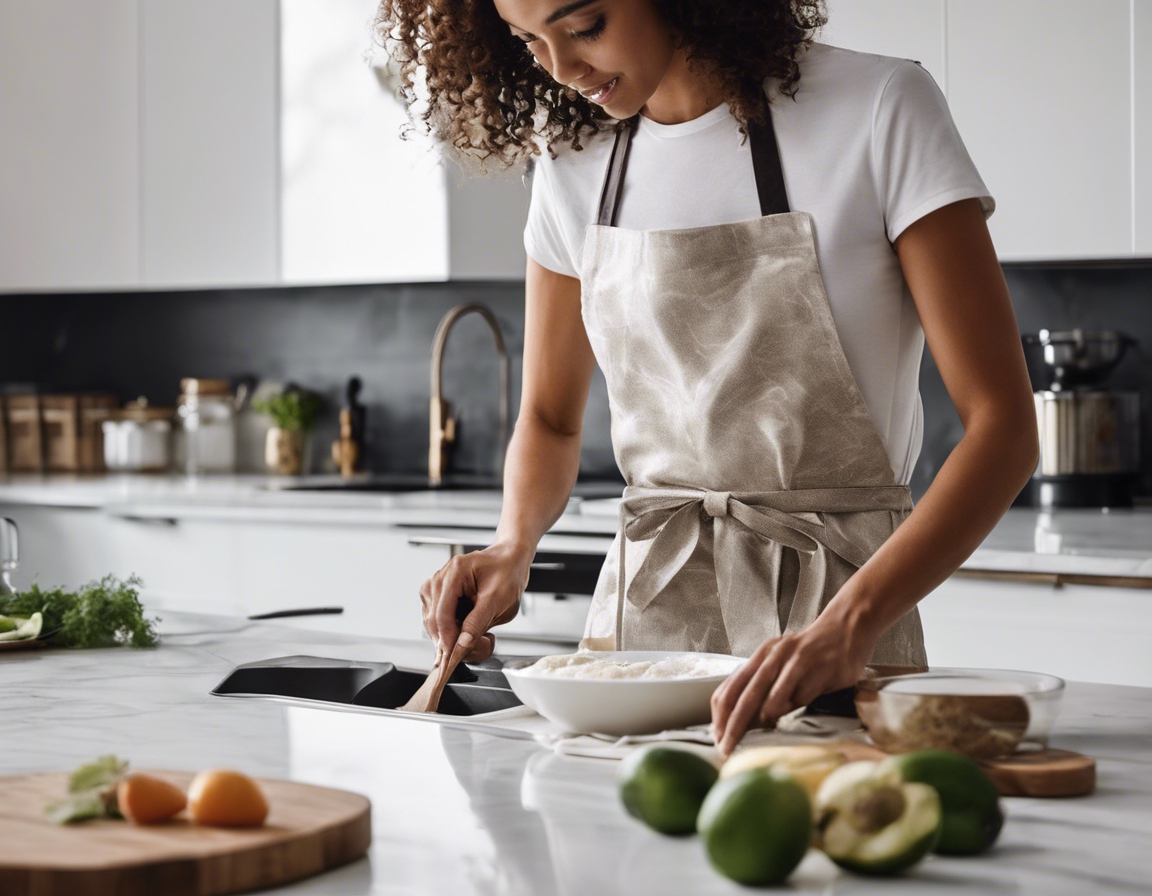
377,0,1038,753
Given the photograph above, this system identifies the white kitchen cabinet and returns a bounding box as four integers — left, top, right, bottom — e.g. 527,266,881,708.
824,0,1144,261
2,506,118,593
234,521,439,640
140,1,279,287
0,0,139,292
1137,0,1152,254
919,573,1152,687
947,1,1133,260
0,0,528,294
0,502,439,639
0,505,245,615
820,0,946,87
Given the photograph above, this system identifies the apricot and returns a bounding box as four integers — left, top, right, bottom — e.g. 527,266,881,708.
117,773,187,825
188,769,269,827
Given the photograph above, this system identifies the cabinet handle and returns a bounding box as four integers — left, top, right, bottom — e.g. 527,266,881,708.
955,568,1152,589
115,515,179,527
248,607,345,620
529,562,565,571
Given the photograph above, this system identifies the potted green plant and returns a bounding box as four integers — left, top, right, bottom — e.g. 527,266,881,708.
253,388,324,475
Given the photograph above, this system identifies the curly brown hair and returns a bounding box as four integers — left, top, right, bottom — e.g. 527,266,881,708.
374,0,828,168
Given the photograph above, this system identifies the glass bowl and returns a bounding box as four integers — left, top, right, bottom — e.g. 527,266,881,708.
855,668,1064,759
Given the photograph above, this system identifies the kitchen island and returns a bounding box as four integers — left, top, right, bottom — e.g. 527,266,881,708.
4,611,1151,894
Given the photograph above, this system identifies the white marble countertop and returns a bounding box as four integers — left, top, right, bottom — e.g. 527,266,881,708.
3,610,1151,894
0,473,1149,580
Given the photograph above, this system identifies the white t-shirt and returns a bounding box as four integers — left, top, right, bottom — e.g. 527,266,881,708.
523,42,995,484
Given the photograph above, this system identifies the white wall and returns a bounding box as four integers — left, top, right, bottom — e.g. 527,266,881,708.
279,0,449,284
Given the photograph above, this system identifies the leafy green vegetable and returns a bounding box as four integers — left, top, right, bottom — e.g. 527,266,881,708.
69,755,128,794
46,791,108,825
0,612,42,642
253,389,324,432
0,575,159,648
0,616,15,633
46,755,128,824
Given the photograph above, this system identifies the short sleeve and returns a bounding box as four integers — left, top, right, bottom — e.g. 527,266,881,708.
872,60,995,244
523,152,580,279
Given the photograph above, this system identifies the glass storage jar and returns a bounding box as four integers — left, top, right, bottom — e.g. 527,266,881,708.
177,378,236,474
0,518,17,600
102,397,174,472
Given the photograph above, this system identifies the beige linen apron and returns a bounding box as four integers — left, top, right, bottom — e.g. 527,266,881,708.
578,104,927,666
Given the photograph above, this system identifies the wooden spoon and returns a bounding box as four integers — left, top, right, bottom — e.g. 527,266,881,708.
400,640,467,713
400,598,474,714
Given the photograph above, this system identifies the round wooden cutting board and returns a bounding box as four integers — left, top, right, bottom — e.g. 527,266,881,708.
827,741,1096,798
0,771,371,896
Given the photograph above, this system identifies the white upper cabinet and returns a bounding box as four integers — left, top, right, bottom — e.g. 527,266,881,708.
0,0,527,293
0,0,140,291
824,0,1142,261
820,1,946,86
1137,0,1152,254
141,0,280,288
947,0,1132,260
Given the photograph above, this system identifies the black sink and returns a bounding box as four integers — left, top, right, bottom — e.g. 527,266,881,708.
267,473,624,498
211,655,524,716
268,473,503,493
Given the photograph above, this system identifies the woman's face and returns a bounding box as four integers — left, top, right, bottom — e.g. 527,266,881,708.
492,0,677,119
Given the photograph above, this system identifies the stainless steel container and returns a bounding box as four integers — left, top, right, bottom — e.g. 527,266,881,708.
1023,329,1136,390
1034,391,1140,476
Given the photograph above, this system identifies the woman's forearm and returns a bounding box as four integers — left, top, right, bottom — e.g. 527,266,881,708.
493,410,585,561
823,410,1038,642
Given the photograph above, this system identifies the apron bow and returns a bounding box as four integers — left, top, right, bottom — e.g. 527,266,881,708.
702,490,730,518
613,484,913,651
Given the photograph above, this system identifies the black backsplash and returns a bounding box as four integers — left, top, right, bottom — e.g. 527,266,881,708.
3,263,1150,497
0,282,619,481
913,263,1152,498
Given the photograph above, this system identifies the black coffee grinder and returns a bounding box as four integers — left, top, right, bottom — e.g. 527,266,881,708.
1018,329,1140,508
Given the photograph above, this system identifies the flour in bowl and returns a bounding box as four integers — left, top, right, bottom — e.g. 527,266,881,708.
527,653,736,680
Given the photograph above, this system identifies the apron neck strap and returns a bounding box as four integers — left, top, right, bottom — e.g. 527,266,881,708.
594,104,791,228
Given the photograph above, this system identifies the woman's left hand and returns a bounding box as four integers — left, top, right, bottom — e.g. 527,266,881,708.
710,613,876,757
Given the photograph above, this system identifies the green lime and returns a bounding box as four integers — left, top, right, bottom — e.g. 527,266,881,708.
880,750,1004,855
697,766,812,885
617,746,719,836
0,616,15,634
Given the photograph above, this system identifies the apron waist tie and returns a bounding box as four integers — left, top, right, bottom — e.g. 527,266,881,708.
613,484,913,651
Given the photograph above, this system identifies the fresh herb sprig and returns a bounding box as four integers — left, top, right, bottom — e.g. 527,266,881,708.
0,575,159,648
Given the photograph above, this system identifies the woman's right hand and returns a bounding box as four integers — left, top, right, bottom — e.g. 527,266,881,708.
419,540,534,663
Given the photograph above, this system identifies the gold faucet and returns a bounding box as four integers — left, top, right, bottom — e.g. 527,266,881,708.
429,303,511,485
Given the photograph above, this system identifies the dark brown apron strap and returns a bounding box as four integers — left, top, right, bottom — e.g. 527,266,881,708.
594,104,790,226
747,107,791,215
596,116,639,227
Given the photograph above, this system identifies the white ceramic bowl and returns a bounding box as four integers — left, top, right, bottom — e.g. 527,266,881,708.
504,650,743,736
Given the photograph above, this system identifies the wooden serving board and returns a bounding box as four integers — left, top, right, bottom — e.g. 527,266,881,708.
827,741,1096,798
0,771,371,896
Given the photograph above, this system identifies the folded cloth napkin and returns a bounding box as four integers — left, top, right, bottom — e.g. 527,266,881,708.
532,709,869,762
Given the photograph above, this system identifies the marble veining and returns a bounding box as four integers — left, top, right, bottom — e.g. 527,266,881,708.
2,610,1151,894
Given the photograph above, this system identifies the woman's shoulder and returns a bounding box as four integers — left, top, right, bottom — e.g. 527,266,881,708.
770,41,933,108
770,41,945,128
530,125,618,185
796,41,926,86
